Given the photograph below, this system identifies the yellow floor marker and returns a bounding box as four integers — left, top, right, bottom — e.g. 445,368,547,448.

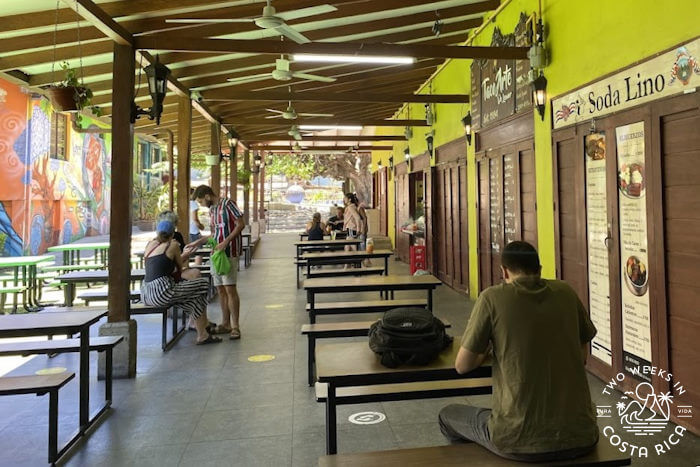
36,367,67,375
265,304,284,310
247,354,276,362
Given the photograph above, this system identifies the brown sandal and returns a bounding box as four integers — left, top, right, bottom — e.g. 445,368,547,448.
229,328,241,340
212,324,232,334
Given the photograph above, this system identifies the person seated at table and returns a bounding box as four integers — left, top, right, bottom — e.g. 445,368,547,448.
141,219,221,345
156,211,199,280
325,206,345,233
305,213,326,241
438,241,598,462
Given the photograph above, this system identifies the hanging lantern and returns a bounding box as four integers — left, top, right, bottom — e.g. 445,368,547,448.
131,55,171,125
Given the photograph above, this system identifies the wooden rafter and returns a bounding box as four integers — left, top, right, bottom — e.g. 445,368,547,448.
203,90,468,103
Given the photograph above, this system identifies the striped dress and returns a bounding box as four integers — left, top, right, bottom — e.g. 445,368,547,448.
141,246,209,319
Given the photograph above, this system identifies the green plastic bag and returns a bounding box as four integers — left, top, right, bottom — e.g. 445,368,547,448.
207,238,231,275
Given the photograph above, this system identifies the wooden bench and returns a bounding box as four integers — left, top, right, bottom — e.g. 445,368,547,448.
0,285,28,312
40,263,106,272
0,372,75,465
307,266,385,279
78,289,141,305
295,259,364,288
130,303,186,351
318,439,631,466
0,336,122,405
301,318,450,386
305,298,428,322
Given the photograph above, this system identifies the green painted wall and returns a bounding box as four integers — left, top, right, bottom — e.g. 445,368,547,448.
373,0,699,298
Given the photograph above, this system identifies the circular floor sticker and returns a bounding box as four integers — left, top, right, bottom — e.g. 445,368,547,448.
36,367,67,375
348,411,386,425
247,354,276,362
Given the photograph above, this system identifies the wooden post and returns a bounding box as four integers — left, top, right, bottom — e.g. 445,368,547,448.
107,43,135,324
210,123,221,196
177,96,192,243
230,144,238,203
243,149,250,224
166,130,174,210
252,166,259,223
259,164,266,220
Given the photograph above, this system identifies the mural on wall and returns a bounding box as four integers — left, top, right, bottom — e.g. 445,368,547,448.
0,77,113,256
0,79,27,256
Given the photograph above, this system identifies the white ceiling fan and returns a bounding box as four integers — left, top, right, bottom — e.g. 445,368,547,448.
257,124,314,140
228,55,336,85
165,0,337,44
265,101,333,120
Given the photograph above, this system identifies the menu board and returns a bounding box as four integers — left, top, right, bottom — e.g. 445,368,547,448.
489,157,503,254
615,122,652,381
584,133,613,365
470,61,481,131
503,154,518,244
514,13,532,113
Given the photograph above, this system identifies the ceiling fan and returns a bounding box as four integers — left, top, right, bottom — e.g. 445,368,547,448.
265,101,333,120
257,124,313,141
228,55,336,85
165,0,337,44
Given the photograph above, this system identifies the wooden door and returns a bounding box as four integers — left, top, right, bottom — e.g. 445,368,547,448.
656,93,700,427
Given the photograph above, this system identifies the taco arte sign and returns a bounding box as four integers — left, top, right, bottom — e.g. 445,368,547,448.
552,37,700,129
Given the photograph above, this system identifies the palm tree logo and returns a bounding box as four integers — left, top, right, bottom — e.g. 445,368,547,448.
617,382,672,436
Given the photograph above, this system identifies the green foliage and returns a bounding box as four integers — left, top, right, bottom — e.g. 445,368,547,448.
265,154,316,181
133,181,160,220
57,61,101,116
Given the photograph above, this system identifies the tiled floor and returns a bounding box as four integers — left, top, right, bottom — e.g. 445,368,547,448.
0,233,698,466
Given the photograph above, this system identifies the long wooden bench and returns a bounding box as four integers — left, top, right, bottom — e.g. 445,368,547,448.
130,303,187,351
78,289,141,305
301,318,450,386
40,263,106,272
0,372,75,465
306,266,385,279
295,259,363,288
305,298,428,322
0,336,122,405
318,439,631,466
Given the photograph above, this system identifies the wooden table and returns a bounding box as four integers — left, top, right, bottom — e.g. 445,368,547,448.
301,249,393,277
47,242,110,266
299,232,347,241
0,255,54,311
304,274,442,323
0,309,109,459
57,269,211,306
316,341,492,454
294,239,361,259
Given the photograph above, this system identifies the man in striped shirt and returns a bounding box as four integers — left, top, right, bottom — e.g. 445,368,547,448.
192,185,246,339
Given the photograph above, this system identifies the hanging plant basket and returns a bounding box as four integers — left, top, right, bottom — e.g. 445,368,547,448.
46,86,84,112
205,154,221,166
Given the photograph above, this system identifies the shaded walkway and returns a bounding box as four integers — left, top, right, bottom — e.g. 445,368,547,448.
0,233,697,466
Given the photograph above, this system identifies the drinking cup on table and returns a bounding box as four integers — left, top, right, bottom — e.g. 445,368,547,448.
330,231,337,240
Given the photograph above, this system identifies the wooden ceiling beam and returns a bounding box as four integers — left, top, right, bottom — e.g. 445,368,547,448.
254,145,392,151
60,0,133,46
203,90,468,104
247,135,406,143
223,118,427,127
135,36,528,60
0,41,114,71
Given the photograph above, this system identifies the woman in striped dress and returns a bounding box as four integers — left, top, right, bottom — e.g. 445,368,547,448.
141,219,221,345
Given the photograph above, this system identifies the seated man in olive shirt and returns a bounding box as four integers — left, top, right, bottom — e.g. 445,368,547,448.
439,241,599,462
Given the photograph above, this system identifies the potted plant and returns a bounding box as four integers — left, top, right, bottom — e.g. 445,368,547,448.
46,62,100,115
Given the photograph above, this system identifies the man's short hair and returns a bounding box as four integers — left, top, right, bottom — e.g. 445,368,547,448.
193,185,214,200
501,241,541,275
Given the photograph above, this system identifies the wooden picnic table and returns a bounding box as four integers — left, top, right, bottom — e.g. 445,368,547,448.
294,238,361,259
56,269,211,306
301,249,393,276
303,274,442,323
316,340,492,454
0,255,54,311
47,242,110,267
299,231,347,241
0,309,109,458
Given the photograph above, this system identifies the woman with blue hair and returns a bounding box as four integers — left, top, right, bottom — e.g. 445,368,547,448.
141,213,221,345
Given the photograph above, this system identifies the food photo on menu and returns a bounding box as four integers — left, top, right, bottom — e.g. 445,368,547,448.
618,162,645,197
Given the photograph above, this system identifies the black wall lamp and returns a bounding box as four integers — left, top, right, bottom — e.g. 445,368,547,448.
404,147,411,171
376,160,383,171
252,153,262,173
388,156,394,171
461,111,472,145
532,72,548,121
131,55,171,125
425,132,434,157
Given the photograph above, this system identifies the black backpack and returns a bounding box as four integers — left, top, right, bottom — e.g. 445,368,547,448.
368,307,453,368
